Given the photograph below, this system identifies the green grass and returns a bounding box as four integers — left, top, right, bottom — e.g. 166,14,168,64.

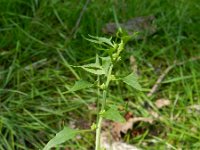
0,0,200,149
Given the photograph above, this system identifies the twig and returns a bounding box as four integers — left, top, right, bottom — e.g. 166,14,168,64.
71,0,90,38
147,65,174,97
176,56,200,66
147,56,200,97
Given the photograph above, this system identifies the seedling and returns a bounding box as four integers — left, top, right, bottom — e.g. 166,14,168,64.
43,33,141,150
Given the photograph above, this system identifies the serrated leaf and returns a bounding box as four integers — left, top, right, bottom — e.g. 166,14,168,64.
82,63,102,69
81,67,105,75
72,63,105,75
43,127,78,150
69,80,93,92
103,107,126,123
122,73,142,91
81,63,105,75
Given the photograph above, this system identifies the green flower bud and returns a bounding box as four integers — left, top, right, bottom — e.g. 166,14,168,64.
90,123,97,130
99,110,105,115
110,75,116,80
100,83,106,90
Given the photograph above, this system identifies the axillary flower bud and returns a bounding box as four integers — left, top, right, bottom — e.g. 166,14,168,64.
117,40,124,53
113,43,118,51
112,53,119,61
99,83,106,90
109,75,116,81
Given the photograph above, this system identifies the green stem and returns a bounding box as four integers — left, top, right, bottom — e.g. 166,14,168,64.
95,114,103,150
95,64,113,150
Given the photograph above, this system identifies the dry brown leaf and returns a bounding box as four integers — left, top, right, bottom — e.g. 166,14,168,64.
148,110,159,118
125,112,134,121
87,103,97,110
112,117,154,139
130,55,138,73
155,98,171,109
101,131,140,150
187,104,200,113
111,142,140,150
121,118,153,133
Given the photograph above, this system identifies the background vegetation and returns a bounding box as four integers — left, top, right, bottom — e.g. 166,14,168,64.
0,0,200,149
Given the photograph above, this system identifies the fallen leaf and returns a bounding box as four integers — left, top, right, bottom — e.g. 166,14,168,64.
130,55,138,73
155,98,171,109
87,103,97,110
111,142,140,150
148,110,159,118
112,117,154,139
124,112,133,121
101,131,140,150
187,104,200,113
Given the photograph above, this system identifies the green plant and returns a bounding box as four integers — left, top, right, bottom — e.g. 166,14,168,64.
43,33,142,150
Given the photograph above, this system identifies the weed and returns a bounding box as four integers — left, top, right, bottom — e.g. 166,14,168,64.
1,0,200,149
43,32,142,149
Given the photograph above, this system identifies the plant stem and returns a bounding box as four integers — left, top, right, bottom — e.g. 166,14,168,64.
95,114,103,150
95,64,113,150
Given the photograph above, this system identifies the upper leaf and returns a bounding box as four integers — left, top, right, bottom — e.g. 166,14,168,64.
122,73,142,91
81,63,102,68
86,35,114,47
72,63,105,75
80,64,105,75
43,127,78,150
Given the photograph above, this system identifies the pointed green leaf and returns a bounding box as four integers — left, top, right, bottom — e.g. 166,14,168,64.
81,63,105,75
85,38,104,45
81,67,105,75
69,80,93,92
122,73,142,91
87,35,114,47
72,63,105,75
82,63,102,68
103,107,125,123
43,127,78,150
